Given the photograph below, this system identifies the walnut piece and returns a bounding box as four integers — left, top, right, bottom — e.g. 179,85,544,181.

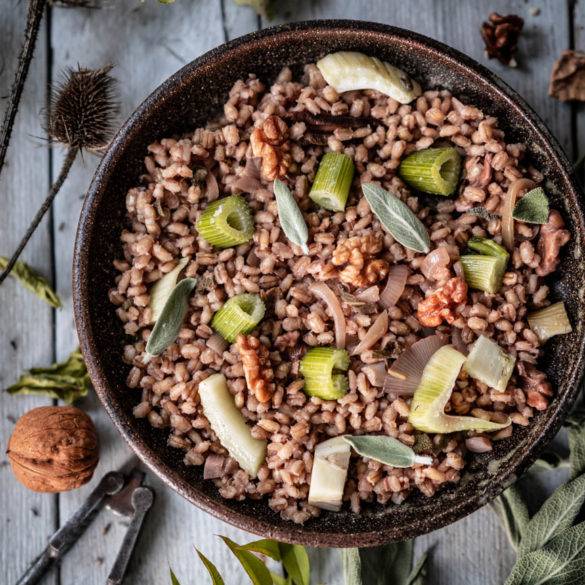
7,406,99,493
549,50,585,102
324,235,389,288
480,12,524,67
250,115,291,181
536,210,570,276
236,334,275,403
417,277,468,327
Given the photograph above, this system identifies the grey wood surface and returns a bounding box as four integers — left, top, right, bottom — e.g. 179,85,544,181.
0,1,582,584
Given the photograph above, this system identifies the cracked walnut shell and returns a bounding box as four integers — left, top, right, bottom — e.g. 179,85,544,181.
7,406,99,493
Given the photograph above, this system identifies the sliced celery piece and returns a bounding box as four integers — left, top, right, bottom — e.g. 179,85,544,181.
399,147,462,196
309,152,355,212
308,436,351,511
465,335,516,392
460,255,506,294
528,302,572,343
300,347,350,400
196,195,253,248
467,237,509,260
211,294,265,343
199,373,266,477
409,345,510,433
316,51,421,104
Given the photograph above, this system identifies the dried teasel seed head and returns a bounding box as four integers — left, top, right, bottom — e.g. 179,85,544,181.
47,64,118,152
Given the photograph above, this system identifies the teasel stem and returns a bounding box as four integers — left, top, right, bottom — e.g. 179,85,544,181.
0,147,78,285
0,0,49,181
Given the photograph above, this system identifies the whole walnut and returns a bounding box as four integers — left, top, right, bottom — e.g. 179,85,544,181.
7,406,99,493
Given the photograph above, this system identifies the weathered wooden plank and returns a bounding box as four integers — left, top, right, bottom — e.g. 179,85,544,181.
50,1,253,584
0,3,57,585
574,0,585,179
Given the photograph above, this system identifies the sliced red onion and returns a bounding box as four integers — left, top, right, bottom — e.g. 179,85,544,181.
352,310,388,356
383,335,447,396
207,333,228,356
450,328,468,356
205,167,220,200
309,282,346,349
203,454,226,479
420,247,450,281
233,157,262,193
380,265,409,308
502,178,534,251
355,285,380,303
362,362,387,387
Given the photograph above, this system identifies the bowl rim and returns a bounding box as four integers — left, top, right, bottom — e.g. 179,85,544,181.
73,19,585,547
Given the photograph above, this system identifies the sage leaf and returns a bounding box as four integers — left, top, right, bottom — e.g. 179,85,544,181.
466,206,500,221
343,435,433,468
7,348,90,404
220,537,273,585
360,540,414,585
406,551,429,585
530,449,570,474
0,256,61,308
342,548,362,585
505,521,585,585
566,405,585,478
273,179,310,254
512,187,549,224
519,473,585,554
145,277,196,358
490,484,530,551
240,539,282,561
149,257,190,323
279,543,310,585
196,549,225,585
362,183,430,253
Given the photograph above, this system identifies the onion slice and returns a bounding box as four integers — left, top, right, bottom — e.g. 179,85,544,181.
362,362,387,387
355,285,380,303
352,310,388,356
233,157,262,193
309,282,346,349
502,178,535,251
380,264,409,308
383,334,446,396
420,247,450,281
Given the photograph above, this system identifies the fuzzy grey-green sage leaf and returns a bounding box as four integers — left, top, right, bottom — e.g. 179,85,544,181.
145,277,196,358
343,435,433,468
512,187,549,224
149,257,190,323
362,183,430,253
273,179,310,254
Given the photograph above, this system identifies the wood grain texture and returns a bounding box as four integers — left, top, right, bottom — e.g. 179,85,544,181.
0,1,579,584
0,3,57,585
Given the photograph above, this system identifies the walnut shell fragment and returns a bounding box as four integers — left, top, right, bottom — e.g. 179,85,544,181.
7,406,99,493
549,50,585,102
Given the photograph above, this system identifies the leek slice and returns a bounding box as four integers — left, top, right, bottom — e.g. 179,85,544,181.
528,302,572,343
211,294,265,343
196,195,253,248
308,436,351,511
149,257,190,323
464,335,515,392
309,152,355,212
399,147,462,196
300,347,350,400
409,345,510,433
461,237,509,294
316,51,421,104
199,373,266,477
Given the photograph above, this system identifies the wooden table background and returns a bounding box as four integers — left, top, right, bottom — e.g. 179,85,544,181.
1,1,584,583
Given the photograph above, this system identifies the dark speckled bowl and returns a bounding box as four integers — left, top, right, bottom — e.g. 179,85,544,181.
73,20,585,547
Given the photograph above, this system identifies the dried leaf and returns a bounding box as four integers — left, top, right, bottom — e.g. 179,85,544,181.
240,539,282,561
220,537,273,585
513,187,549,224
273,179,310,254
279,543,310,585
343,435,432,468
0,256,61,308
490,484,530,550
362,183,430,253
7,349,90,404
196,549,226,585
466,207,500,221
519,473,585,554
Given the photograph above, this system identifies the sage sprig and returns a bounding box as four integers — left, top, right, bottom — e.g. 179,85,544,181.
195,549,225,585
149,257,190,323
145,277,196,358
273,179,310,254
362,183,430,253
490,484,530,551
7,348,90,403
467,206,501,221
512,187,549,224
343,435,433,468
0,256,61,308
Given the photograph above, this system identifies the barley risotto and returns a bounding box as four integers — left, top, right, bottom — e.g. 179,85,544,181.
109,52,572,524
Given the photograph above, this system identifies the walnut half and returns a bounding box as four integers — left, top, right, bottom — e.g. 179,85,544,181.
250,115,291,181
236,334,275,403
416,276,468,327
